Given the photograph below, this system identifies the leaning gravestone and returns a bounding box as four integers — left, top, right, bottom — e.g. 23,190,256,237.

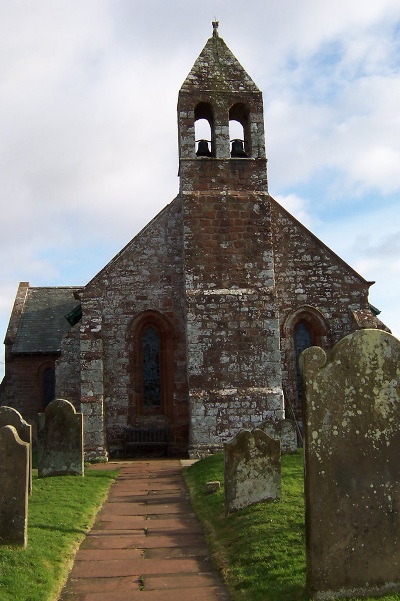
301,329,400,600
0,406,32,494
0,425,29,547
259,419,297,454
224,428,281,514
38,398,84,477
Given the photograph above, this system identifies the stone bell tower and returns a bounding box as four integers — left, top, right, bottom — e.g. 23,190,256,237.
179,23,284,456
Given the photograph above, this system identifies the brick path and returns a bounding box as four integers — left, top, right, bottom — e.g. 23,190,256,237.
59,459,230,601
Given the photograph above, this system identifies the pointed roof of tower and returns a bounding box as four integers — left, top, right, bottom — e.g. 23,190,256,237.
180,22,260,94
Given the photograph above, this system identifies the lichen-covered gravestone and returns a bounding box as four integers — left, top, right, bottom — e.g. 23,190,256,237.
259,419,297,454
301,329,400,600
0,425,29,547
38,398,84,477
0,406,32,494
224,429,281,514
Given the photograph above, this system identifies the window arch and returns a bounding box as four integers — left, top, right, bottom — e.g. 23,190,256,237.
282,306,330,417
128,311,174,419
229,103,250,157
294,321,313,401
37,362,55,411
195,102,214,157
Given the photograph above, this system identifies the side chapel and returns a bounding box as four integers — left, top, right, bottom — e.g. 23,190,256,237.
0,24,388,459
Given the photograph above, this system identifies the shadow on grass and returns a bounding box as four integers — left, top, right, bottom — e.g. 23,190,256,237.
30,524,88,534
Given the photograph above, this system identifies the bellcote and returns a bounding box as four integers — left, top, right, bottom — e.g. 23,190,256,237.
178,23,268,192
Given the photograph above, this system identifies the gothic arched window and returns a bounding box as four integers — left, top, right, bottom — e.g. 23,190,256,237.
128,311,174,420
294,321,313,400
141,326,161,408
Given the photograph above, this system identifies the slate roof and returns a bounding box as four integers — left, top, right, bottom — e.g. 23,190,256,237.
12,287,82,354
180,32,260,94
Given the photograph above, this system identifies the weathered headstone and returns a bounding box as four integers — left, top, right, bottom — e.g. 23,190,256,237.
0,425,29,547
301,329,400,600
224,428,281,514
0,406,32,494
38,398,84,477
259,418,297,454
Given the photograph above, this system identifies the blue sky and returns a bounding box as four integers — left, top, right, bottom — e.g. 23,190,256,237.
1,0,400,379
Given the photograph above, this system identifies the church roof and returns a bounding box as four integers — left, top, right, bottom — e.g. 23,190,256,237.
180,24,260,94
10,286,82,354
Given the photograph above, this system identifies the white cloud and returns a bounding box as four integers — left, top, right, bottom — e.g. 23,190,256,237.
1,1,400,380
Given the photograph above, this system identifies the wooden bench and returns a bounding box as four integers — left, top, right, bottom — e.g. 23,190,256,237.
123,427,169,457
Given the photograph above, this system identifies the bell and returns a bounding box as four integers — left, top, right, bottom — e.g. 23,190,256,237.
196,139,212,157
231,139,248,158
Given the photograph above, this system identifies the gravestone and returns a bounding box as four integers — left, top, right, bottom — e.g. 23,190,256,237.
0,425,29,547
259,418,297,454
224,428,281,514
38,398,84,477
301,329,400,600
0,406,32,494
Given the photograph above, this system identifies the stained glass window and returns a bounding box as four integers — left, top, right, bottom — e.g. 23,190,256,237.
141,326,161,407
294,321,312,399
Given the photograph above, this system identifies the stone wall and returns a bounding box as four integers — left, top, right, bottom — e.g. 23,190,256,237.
55,324,81,409
71,197,189,459
183,187,284,455
0,353,58,425
271,198,371,416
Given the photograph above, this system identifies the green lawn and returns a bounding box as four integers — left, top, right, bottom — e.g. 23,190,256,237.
184,452,400,601
0,467,118,601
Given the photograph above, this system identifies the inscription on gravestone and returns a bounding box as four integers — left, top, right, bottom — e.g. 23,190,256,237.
301,329,400,600
38,398,84,477
0,425,29,547
224,428,281,514
0,406,32,494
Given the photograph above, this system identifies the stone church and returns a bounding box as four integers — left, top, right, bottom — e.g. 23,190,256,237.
0,24,387,460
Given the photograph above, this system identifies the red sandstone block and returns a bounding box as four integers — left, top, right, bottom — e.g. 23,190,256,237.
60,575,140,595
144,573,227,590
62,588,229,601
71,557,204,578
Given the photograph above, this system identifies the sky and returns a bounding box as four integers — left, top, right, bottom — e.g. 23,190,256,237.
1,1,400,379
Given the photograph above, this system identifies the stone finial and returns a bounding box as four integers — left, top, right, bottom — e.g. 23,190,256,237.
212,20,219,37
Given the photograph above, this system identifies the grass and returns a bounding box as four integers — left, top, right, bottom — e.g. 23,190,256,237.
183,452,400,601
0,467,118,601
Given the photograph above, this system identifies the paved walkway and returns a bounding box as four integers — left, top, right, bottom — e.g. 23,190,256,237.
59,459,230,601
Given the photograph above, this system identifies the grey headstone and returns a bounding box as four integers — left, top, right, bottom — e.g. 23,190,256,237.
38,398,84,477
0,425,29,547
0,406,32,494
224,428,281,514
259,418,298,454
301,329,400,600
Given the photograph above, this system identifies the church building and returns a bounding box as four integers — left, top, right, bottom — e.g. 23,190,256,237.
0,24,387,460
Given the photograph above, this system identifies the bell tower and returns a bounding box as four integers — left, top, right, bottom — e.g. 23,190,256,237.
179,23,284,456
178,21,268,193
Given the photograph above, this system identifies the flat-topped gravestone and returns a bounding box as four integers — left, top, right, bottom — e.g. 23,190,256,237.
301,329,400,600
38,398,84,477
224,428,281,514
0,406,32,494
259,419,297,454
0,425,29,547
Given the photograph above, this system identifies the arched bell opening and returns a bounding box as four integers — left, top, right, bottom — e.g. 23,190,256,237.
194,102,215,157
229,103,251,157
